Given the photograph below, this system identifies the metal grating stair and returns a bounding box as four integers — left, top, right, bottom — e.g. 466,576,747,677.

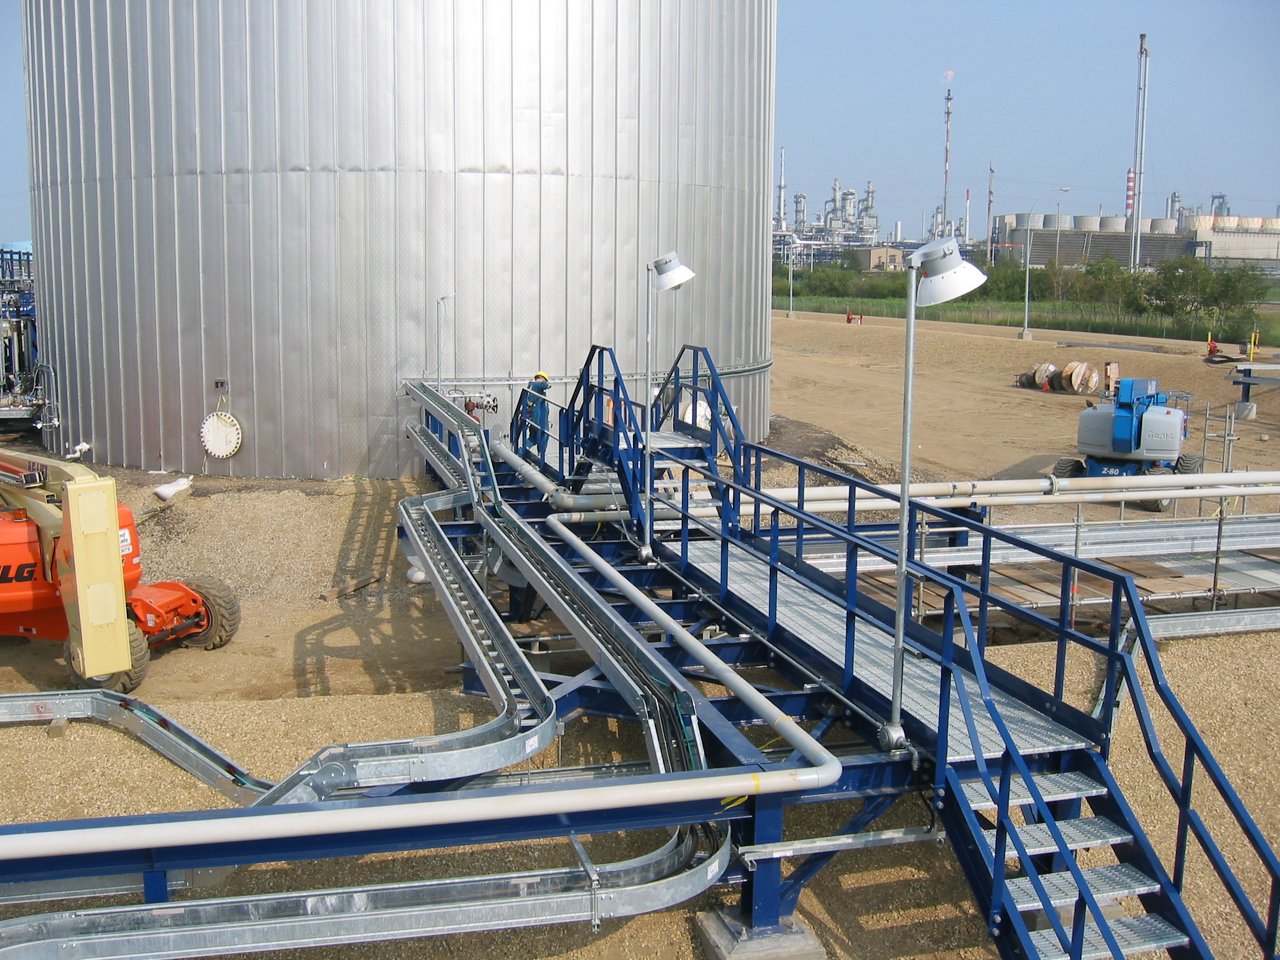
962,771,1107,812
985,816,1134,859
1027,915,1189,960
1006,863,1160,911
948,753,1204,958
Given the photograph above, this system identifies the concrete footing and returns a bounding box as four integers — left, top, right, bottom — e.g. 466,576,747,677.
695,909,826,960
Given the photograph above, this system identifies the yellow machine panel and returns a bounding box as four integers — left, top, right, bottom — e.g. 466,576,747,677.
54,477,131,677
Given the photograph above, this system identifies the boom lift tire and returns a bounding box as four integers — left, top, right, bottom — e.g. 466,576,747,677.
179,576,241,650
1175,454,1205,475
1141,466,1173,513
67,622,150,694
1052,457,1085,479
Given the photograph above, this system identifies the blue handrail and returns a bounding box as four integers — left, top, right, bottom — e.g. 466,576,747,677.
1118,584,1280,956
562,344,1278,957
653,438,1276,958
651,345,747,477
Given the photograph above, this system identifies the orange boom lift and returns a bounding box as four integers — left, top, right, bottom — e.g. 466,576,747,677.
0,449,238,693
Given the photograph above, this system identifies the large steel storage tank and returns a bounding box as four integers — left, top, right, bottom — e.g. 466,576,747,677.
23,1,777,478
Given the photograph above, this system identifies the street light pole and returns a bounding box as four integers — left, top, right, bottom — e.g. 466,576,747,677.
788,240,795,318
1021,228,1034,341
641,252,695,562
644,270,653,554
1019,187,1069,342
1055,199,1063,263
884,256,920,750
880,237,986,751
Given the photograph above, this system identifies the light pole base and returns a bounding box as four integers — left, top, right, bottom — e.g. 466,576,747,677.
1018,329,1034,341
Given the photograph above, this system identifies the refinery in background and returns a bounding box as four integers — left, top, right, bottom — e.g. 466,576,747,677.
773,156,1280,275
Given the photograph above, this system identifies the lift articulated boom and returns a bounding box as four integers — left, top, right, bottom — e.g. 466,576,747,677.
0,447,239,692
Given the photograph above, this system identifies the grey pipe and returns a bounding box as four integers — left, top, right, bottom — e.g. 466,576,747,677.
545,510,843,781
494,440,1279,518
0,515,841,863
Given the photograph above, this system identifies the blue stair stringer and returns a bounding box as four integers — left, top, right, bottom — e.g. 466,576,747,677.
597,348,1280,959
933,574,1280,959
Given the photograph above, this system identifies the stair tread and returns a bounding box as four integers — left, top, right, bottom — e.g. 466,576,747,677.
1007,864,1159,911
962,771,1105,811
986,816,1133,859
1028,914,1188,959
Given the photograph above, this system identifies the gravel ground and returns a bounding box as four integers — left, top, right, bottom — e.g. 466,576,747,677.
0,315,1276,958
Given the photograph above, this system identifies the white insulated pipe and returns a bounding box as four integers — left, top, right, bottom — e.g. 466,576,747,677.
762,471,1280,502
493,441,1280,516
492,441,628,510
491,441,713,514
0,515,841,865
544,509,842,784
840,484,1276,513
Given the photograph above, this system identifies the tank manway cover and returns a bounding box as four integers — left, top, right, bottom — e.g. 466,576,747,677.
200,411,243,459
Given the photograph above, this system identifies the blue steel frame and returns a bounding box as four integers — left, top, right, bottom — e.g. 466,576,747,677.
621,347,1278,958
0,347,1274,960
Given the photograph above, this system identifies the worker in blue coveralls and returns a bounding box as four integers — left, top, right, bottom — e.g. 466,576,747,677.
520,371,551,458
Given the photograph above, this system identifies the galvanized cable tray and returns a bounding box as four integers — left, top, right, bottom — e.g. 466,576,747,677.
0,826,730,959
802,513,1280,574
406,422,468,494
370,491,559,801
479,503,706,774
0,690,270,804
403,380,704,774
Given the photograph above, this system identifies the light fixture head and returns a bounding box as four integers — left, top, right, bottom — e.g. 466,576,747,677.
910,236,987,307
649,251,695,292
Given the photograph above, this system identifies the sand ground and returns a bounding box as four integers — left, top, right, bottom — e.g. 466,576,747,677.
0,310,1276,959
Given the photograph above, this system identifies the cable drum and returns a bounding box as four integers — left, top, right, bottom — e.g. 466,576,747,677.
1031,362,1057,388
1016,361,1099,395
1070,362,1100,395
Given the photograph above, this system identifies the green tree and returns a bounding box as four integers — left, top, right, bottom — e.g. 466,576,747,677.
978,259,1028,301
1082,256,1129,320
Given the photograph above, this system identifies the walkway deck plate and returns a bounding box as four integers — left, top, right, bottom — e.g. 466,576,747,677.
682,542,1087,762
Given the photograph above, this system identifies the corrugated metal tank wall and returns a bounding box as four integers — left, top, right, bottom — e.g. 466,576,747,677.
22,0,775,478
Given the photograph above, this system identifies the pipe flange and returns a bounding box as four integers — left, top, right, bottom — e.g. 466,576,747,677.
200,411,243,459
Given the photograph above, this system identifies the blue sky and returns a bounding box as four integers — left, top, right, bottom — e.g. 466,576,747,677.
777,0,1280,238
0,0,25,244
1,1,1277,243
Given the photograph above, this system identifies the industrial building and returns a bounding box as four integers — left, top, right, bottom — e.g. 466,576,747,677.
775,196,1280,275
993,202,1280,271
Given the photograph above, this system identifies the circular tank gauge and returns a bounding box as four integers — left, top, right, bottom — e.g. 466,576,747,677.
200,411,243,459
